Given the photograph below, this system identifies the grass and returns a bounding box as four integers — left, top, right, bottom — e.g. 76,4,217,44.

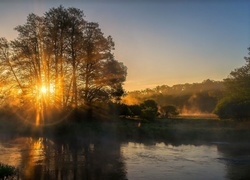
0,113,250,144
115,117,250,143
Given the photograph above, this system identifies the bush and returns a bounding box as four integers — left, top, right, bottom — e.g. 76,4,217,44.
117,103,132,116
159,105,179,118
140,107,158,121
129,105,141,116
139,100,158,120
214,97,250,120
0,163,17,179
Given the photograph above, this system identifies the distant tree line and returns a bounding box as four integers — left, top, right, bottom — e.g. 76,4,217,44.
0,6,127,124
122,47,250,121
122,79,224,115
117,99,179,121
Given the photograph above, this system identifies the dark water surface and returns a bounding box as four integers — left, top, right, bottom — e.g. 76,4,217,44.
0,135,250,180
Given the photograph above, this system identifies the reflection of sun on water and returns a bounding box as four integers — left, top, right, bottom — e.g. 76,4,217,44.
23,138,44,178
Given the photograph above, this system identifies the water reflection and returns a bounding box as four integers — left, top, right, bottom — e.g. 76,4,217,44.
122,142,225,180
217,143,250,180
0,136,127,180
1,135,250,180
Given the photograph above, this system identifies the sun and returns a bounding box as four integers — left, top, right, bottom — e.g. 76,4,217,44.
41,86,47,93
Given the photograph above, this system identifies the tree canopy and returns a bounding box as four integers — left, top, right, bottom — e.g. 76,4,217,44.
0,6,127,125
122,79,224,115
139,100,158,121
159,105,179,118
214,48,250,120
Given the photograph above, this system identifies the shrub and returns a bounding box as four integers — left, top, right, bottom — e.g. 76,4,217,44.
139,100,158,120
214,97,250,120
129,105,141,116
140,107,157,120
0,163,17,179
159,105,179,118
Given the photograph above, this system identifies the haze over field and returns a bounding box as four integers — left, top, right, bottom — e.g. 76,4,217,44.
0,0,249,91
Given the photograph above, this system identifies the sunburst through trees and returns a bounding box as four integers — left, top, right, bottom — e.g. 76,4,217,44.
0,6,127,126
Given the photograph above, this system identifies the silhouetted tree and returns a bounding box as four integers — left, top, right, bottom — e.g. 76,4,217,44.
0,6,127,123
79,23,127,106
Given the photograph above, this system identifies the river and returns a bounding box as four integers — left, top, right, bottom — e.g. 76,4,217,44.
0,135,250,179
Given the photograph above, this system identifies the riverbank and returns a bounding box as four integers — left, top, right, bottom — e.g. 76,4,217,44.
116,117,250,143
1,116,250,179
1,115,250,144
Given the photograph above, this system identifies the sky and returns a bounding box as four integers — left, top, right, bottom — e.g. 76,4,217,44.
0,0,249,91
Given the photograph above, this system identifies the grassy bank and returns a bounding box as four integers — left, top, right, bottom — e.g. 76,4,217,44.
0,115,250,144
116,117,250,143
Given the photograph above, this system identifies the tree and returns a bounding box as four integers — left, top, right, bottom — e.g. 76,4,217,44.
0,6,127,124
224,50,250,100
159,105,179,118
79,23,127,105
122,80,224,114
129,105,141,117
9,13,47,124
44,6,86,109
214,97,250,119
65,7,86,107
116,103,131,116
214,47,250,119
0,38,18,109
139,100,158,121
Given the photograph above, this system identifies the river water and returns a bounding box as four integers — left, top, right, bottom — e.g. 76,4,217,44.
0,135,250,179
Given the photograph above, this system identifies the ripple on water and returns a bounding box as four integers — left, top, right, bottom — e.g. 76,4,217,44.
121,143,226,180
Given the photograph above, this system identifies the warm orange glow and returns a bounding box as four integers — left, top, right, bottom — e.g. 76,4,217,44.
121,95,140,105
23,138,44,178
41,86,47,93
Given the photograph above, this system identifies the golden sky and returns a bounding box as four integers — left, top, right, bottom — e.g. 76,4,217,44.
0,0,249,91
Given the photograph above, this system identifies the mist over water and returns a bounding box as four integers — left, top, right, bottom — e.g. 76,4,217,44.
1,133,250,180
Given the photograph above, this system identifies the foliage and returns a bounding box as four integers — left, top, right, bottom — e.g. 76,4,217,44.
0,163,17,179
159,105,179,118
214,97,250,119
122,79,223,114
139,100,158,120
215,48,250,120
117,103,132,116
224,49,250,100
0,6,127,123
129,105,141,116
140,107,157,121
116,100,158,120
